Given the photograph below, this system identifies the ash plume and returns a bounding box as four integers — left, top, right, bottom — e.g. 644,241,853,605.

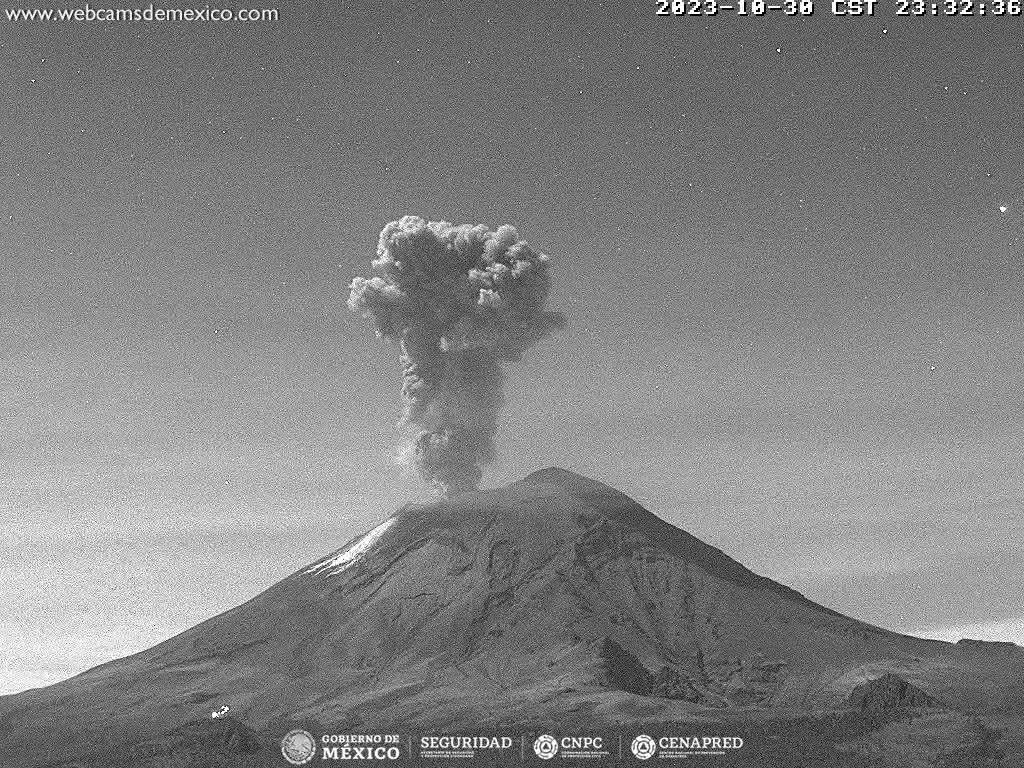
348,216,564,497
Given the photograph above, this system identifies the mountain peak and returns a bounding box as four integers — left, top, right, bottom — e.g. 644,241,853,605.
521,466,604,488
385,469,833,609
8,466,1016,768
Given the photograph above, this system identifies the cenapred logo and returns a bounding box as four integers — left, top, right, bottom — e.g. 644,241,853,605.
533,734,559,760
281,729,317,765
631,734,657,760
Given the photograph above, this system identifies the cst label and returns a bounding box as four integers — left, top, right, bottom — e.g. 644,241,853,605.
830,0,877,12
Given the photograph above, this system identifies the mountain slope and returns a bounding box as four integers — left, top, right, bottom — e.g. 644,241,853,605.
1,468,1021,766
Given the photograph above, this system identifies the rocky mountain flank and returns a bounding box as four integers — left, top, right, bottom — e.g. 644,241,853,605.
2,468,1021,767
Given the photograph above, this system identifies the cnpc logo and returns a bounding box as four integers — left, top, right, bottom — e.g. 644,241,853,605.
533,734,559,760
533,734,605,759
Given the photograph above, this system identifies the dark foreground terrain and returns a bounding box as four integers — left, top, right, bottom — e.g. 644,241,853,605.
2,468,1021,767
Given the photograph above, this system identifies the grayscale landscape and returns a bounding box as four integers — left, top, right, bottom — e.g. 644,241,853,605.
2,468,1021,766
3,1,1022,767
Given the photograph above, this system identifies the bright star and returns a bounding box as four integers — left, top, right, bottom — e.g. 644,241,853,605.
1000,205,1008,213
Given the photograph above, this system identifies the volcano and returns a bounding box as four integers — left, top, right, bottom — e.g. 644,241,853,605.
2,468,1022,767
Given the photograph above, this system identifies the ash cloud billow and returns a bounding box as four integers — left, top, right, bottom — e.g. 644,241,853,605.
349,216,564,496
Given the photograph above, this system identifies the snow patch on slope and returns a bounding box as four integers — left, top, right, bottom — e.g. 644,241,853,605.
305,518,396,577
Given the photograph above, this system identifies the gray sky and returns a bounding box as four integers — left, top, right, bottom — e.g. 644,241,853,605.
2,2,1022,693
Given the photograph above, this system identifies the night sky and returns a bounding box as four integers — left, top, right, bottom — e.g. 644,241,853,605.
2,1,1022,693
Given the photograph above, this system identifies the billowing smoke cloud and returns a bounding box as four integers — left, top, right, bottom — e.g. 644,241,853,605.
348,216,564,496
